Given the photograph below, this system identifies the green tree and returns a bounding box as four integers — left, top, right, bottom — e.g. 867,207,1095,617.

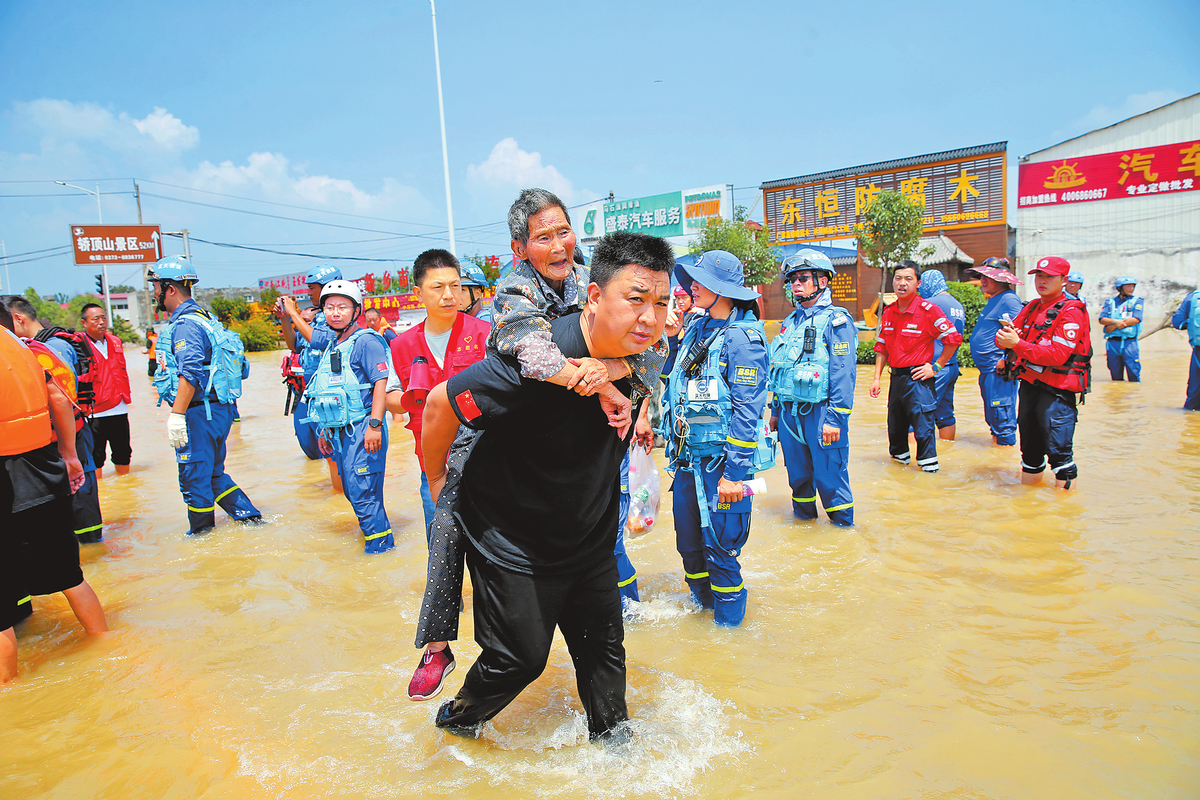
231,318,281,352
854,190,928,328
946,281,985,338
108,284,137,293
210,296,251,324
259,286,281,310
688,206,780,287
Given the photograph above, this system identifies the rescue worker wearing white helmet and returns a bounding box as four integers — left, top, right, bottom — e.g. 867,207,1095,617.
149,255,261,535
768,249,857,526
303,279,394,554
275,264,345,492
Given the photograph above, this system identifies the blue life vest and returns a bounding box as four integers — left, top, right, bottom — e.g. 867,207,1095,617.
769,306,848,406
663,310,776,474
300,311,330,377
302,327,379,439
1103,295,1142,339
1189,293,1200,347
154,308,245,418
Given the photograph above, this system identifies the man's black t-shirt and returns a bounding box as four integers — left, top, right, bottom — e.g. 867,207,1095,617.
446,311,638,575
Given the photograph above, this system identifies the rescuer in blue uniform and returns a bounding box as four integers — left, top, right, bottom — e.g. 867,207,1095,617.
305,280,394,554
918,269,966,440
458,261,494,324
967,258,1025,446
277,265,343,491
768,250,856,526
150,256,261,535
1065,270,1086,305
1099,276,1144,381
662,250,771,627
1171,289,1200,410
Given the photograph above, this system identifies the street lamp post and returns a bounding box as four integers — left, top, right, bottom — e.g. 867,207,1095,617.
429,0,457,256
56,181,112,323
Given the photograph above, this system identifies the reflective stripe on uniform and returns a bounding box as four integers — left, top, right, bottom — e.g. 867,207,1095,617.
830,406,852,414
17,595,31,606
725,435,756,448
826,502,854,512
684,570,710,580
74,524,103,536
617,573,638,588
793,494,818,503
214,485,240,504
1052,335,1074,347
916,456,939,466
892,454,911,463
1051,461,1076,473
364,528,392,541
188,503,216,513
711,582,745,594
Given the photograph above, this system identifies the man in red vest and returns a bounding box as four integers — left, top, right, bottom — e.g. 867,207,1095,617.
389,249,492,534
996,256,1091,490
81,303,133,477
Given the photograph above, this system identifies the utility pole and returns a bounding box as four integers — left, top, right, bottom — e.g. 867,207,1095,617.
56,181,111,323
430,0,457,255
135,180,153,327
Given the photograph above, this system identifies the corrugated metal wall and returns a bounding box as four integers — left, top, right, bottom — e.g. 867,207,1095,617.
1016,94,1199,318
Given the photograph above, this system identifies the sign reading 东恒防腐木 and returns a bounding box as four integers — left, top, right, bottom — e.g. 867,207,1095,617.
763,144,1007,244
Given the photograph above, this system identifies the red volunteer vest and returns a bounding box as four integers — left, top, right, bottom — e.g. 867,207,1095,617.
390,312,491,468
89,332,132,412
1012,296,1092,394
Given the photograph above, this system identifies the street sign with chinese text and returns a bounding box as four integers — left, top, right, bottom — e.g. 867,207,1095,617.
1018,140,1200,208
604,191,683,237
764,146,1006,245
70,225,162,264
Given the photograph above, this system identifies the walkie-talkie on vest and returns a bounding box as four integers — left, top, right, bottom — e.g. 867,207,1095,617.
330,350,342,374
802,325,817,354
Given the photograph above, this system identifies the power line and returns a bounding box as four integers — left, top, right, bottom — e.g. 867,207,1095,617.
174,233,404,263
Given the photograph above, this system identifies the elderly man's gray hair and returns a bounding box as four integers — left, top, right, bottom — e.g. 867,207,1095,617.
507,188,572,244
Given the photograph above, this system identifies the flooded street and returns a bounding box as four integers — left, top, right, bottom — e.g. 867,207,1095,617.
3,333,1198,799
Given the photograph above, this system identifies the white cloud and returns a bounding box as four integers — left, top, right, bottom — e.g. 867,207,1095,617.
180,151,429,216
15,98,199,154
1059,90,1184,139
132,107,200,151
466,137,579,201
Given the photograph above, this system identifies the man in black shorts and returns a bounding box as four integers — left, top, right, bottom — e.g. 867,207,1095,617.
419,230,672,741
1,308,108,682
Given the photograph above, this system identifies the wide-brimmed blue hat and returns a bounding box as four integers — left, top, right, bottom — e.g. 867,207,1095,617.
674,249,758,302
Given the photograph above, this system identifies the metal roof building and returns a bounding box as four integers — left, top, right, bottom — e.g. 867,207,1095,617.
1016,93,1199,321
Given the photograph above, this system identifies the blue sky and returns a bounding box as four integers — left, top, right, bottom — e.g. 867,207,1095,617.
1,0,1196,294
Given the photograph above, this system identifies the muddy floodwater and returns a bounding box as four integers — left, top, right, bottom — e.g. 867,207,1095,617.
3,333,1198,799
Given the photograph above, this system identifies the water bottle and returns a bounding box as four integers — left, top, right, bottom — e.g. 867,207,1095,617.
742,478,767,497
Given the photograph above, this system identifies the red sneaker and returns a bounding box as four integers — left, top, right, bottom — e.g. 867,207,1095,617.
407,647,455,701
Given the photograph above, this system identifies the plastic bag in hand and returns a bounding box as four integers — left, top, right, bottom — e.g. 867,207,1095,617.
625,444,661,539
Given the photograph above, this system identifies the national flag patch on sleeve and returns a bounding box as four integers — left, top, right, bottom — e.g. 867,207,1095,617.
455,389,482,421
376,362,389,373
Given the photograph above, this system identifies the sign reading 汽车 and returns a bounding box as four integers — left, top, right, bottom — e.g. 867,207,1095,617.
70,225,162,264
763,144,1007,245
604,191,683,238
1018,140,1200,208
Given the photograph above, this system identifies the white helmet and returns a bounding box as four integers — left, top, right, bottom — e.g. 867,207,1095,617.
319,279,363,308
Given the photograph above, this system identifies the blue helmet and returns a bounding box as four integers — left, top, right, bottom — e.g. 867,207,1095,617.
1115,275,1137,287
148,255,199,284
305,264,342,285
460,262,488,288
780,249,835,282
1067,270,1084,284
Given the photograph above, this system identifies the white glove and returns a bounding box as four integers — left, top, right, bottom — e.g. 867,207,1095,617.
167,412,189,449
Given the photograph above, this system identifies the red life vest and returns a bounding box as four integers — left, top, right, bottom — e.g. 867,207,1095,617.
24,339,85,436
89,332,132,412
1011,296,1092,395
390,313,490,468
34,326,97,414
